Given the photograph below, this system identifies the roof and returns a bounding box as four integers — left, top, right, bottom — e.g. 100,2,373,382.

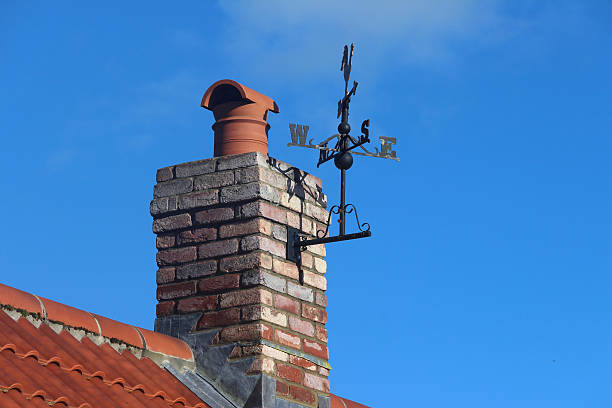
0,283,370,408
0,283,208,408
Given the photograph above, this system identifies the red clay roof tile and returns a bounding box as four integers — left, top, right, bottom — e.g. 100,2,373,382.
330,393,371,408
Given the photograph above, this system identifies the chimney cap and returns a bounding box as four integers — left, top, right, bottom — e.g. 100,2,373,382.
201,79,279,113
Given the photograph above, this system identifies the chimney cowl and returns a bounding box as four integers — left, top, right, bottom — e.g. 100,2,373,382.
201,79,279,157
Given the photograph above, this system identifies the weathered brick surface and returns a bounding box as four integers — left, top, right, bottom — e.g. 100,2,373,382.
302,339,328,360
307,243,326,257
302,304,327,324
277,363,303,384
318,367,329,377
241,270,287,293
287,282,313,302
300,252,313,269
156,301,175,317
151,197,178,216
220,288,273,308
199,274,240,292
274,294,300,315
289,386,315,405
272,258,299,280
314,257,327,274
279,191,302,213
289,316,314,337
219,252,271,273
177,295,217,313
276,380,289,396
240,201,287,224
315,325,328,343
175,160,215,178
304,373,330,393
289,355,316,371
240,235,285,258
194,171,234,190
176,260,217,279
241,305,287,327
157,281,197,300
302,271,327,291
220,323,273,342
246,357,275,374
274,329,301,350
178,190,219,210
154,178,193,198
271,224,287,242
242,344,289,362
177,227,217,245
314,292,327,307
156,235,176,249
198,239,238,259
156,167,174,182
304,202,329,224
219,218,271,238
156,246,197,266
216,152,267,171
156,267,175,284
197,308,240,329
194,207,234,225
153,214,192,233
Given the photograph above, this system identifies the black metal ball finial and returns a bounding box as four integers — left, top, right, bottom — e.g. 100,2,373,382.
338,122,350,135
334,151,353,170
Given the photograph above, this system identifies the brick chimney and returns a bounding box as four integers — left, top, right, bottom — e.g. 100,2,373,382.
153,80,331,408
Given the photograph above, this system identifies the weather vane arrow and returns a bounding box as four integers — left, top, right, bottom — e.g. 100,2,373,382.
286,43,400,264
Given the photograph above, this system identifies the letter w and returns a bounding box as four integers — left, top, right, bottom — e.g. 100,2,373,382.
289,124,309,145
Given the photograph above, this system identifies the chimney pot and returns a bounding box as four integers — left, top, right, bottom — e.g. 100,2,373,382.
201,79,279,157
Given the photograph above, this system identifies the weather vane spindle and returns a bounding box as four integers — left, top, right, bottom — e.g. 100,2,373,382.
287,43,399,264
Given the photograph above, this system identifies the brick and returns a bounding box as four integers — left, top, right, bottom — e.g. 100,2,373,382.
178,190,219,210
156,267,175,284
274,294,300,315
246,357,275,374
157,281,197,300
194,207,234,225
228,345,242,359
286,211,300,230
315,325,328,343
156,301,174,317
235,166,288,190
318,367,329,377
276,380,289,396
242,305,287,326
307,243,325,257
156,246,197,266
274,329,301,350
217,152,267,170
302,270,327,291
314,257,327,274
154,178,193,198
279,191,303,213
219,218,271,238
156,166,174,182
199,274,240,292
197,308,240,329
150,197,177,216
289,386,315,405
277,363,303,384
304,202,329,224
177,227,217,245
219,252,271,273
240,235,285,258
220,288,273,308
272,224,287,242
289,355,316,371
287,282,313,302
198,239,238,259
272,258,299,280
241,270,287,293
220,323,273,342
300,252,313,269
156,235,176,249
177,295,217,313
153,213,192,233
240,201,287,224
194,171,234,190
242,344,289,362
314,292,327,307
302,339,328,360
304,372,330,393
175,159,215,178
302,304,327,324
289,316,314,337
176,260,217,279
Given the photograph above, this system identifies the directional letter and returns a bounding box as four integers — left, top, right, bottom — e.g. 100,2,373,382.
379,136,397,158
289,124,309,145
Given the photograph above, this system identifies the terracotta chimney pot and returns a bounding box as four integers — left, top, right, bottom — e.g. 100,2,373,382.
201,79,279,157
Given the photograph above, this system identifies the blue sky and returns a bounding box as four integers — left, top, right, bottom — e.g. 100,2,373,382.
1,1,611,407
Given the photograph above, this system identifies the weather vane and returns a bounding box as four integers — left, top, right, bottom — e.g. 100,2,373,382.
286,43,399,264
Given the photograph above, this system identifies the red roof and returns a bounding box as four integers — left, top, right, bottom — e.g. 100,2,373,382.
0,283,208,408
